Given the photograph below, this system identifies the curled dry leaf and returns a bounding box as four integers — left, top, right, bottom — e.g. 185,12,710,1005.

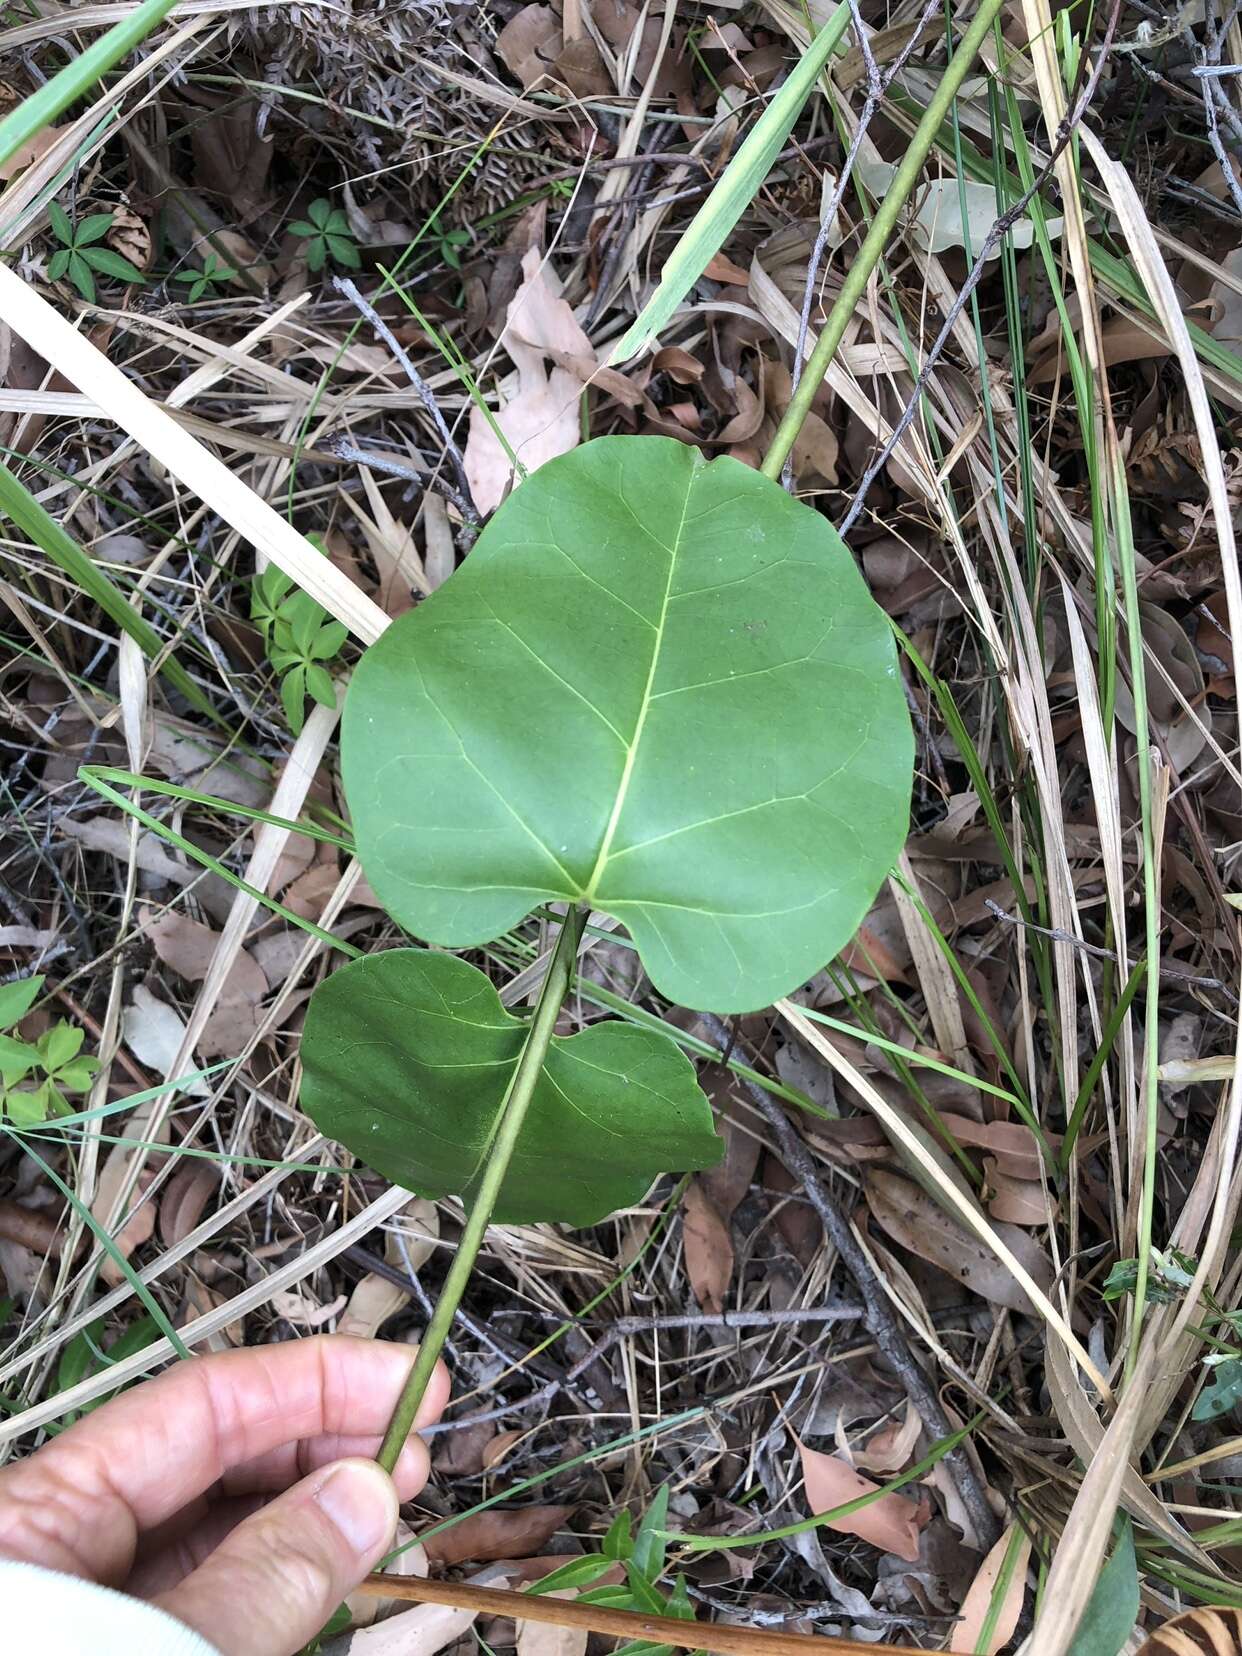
422,1505,574,1568
464,247,595,513
482,1428,525,1470
158,1161,219,1247
983,1157,1056,1226
682,1177,733,1315
864,1168,1054,1315
949,1520,1032,1654
855,1400,922,1474
797,1436,930,1562
0,1196,65,1257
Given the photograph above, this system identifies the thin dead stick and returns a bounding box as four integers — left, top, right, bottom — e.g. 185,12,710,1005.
333,275,479,527
698,1013,1000,1554
355,1574,927,1655
984,898,1237,999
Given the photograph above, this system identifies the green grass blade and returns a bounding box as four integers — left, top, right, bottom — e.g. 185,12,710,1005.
0,463,220,721
610,1,851,360
0,0,179,170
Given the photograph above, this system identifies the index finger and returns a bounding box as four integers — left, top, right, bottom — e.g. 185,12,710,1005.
0,1335,449,1585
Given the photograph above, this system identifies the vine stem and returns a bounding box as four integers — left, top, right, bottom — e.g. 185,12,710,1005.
759,0,1007,482
376,906,588,1473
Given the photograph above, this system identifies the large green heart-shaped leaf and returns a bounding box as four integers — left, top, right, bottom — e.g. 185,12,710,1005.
345,436,912,1011
299,948,721,1226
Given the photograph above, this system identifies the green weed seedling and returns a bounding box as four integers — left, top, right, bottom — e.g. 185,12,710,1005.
528,1489,704,1656
46,202,147,303
173,251,236,303
0,973,99,1127
295,434,914,1468
252,547,348,733
289,198,361,274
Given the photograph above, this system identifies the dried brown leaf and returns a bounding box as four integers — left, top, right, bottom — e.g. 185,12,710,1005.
422,1506,574,1568
864,1168,1053,1314
681,1178,733,1315
950,1521,1031,1654
797,1438,929,1562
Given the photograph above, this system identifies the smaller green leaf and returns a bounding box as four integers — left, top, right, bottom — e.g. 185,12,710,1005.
39,1020,84,1072
57,1323,103,1394
0,974,44,1029
625,1564,666,1615
47,199,72,246
5,1080,54,1127
324,209,351,234
308,198,332,229
75,212,115,245
188,278,207,302
47,248,70,281
0,1033,37,1085
310,619,348,660
1067,1519,1137,1656
1193,1355,1242,1421
288,221,317,239
443,244,462,271
577,1588,639,1610
173,268,197,282
55,1055,101,1092
663,1576,694,1621
81,245,147,283
306,237,327,273
632,1486,670,1581
67,252,95,302
603,1511,633,1562
327,236,360,269
285,588,326,655
281,665,307,734
526,1557,618,1595
305,663,336,709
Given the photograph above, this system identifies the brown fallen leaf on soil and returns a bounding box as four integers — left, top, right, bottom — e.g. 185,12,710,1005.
143,907,267,1057
158,1162,219,1247
797,1437,930,1562
422,1506,574,1568
517,1592,588,1656
681,1177,733,1315
464,247,594,513
854,1400,922,1473
949,1520,1031,1653
864,1168,1053,1314
0,124,60,180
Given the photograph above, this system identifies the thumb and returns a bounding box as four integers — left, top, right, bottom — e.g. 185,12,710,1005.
154,1457,398,1656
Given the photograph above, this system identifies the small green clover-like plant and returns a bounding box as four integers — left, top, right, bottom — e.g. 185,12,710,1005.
297,435,913,1473
172,250,235,302
46,201,147,303
0,973,100,1127
1105,1246,1242,1421
251,557,347,734
424,208,471,271
526,1489,701,1656
289,198,360,273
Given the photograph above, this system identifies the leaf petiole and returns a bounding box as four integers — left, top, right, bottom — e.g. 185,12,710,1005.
374,905,588,1472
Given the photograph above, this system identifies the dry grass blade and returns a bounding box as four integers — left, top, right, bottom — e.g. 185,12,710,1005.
775,1000,1110,1396
0,264,389,641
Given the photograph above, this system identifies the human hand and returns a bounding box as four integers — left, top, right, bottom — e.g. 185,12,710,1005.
0,1334,449,1656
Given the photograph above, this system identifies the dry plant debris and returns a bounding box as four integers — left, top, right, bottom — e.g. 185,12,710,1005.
1,2,1242,1654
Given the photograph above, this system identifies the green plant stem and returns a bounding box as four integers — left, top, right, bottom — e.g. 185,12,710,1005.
760,0,1006,481
375,906,588,1473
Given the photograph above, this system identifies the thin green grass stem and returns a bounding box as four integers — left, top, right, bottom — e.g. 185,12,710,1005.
760,0,1006,480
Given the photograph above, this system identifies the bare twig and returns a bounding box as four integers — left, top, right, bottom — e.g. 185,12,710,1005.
355,1574,928,1656
333,275,480,527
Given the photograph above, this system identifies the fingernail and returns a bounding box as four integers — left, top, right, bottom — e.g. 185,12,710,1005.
315,1459,395,1555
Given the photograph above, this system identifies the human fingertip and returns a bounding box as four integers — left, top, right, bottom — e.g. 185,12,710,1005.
314,1458,397,1558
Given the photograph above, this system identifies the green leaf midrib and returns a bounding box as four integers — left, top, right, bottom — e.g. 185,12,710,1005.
581,463,695,904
